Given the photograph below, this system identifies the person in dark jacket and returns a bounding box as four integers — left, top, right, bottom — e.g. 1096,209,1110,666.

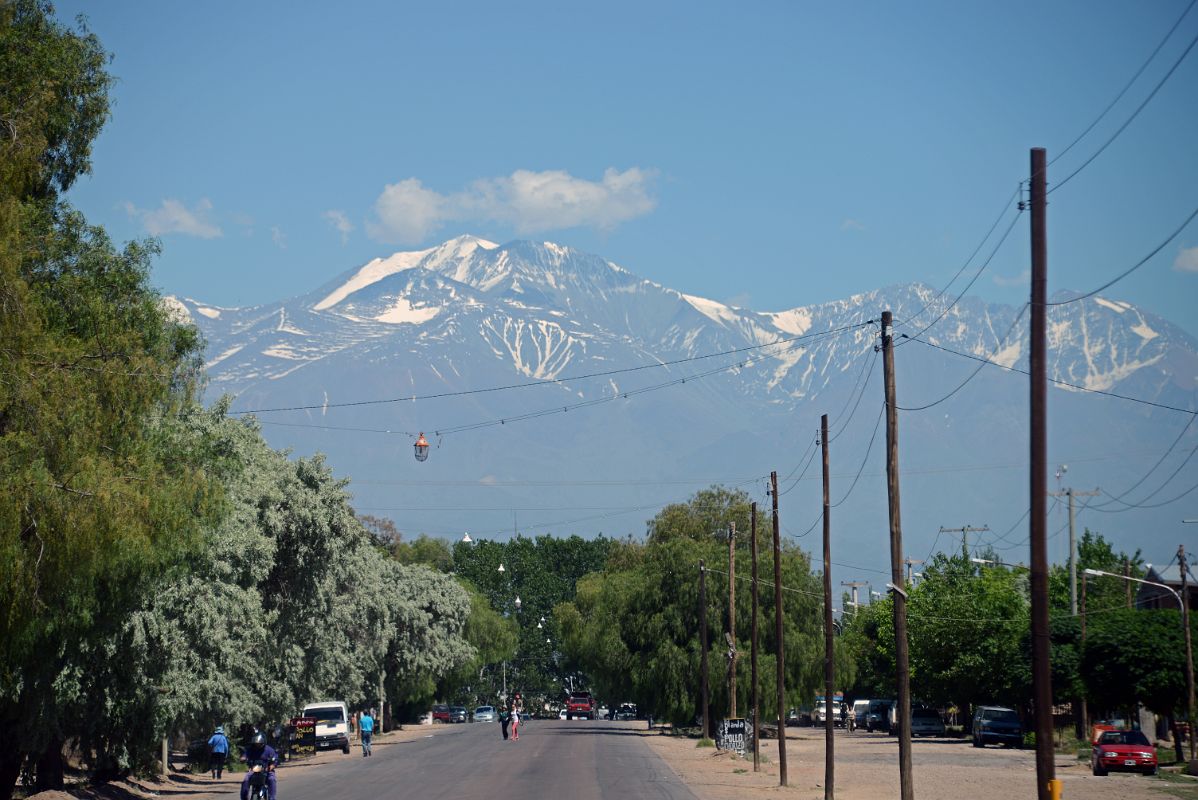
240,732,278,800
499,705,510,740
207,726,230,779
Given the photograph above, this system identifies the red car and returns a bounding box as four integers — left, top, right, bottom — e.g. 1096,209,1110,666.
1091,729,1157,776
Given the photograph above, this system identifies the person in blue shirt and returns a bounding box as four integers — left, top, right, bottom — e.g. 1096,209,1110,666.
207,726,230,780
239,732,278,800
359,710,375,757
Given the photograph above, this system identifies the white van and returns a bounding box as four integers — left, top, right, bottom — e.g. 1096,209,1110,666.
302,701,350,754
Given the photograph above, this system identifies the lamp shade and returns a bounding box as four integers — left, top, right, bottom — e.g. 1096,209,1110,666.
414,432,430,462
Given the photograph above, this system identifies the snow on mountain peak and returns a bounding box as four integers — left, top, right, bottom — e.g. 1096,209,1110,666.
314,248,432,310
313,235,499,312
682,293,739,326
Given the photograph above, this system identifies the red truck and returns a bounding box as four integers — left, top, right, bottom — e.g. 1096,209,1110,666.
565,691,597,720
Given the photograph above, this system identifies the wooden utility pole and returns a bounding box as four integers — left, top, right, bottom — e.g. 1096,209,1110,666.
1049,487,1099,614
728,521,738,719
821,414,835,800
1125,558,1133,608
751,503,760,771
938,525,990,558
771,470,788,787
1180,545,1196,772
881,310,913,800
700,559,710,740
1028,146,1057,800
1080,574,1088,740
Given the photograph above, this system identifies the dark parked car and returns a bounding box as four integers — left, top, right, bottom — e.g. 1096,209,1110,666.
432,704,450,723
864,699,893,733
972,705,1022,748
613,703,638,721
448,706,468,723
1091,729,1157,776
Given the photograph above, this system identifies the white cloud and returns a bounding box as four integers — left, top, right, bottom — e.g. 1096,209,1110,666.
367,167,657,244
993,269,1030,288
323,209,355,244
270,226,287,249
840,218,865,232
1174,246,1198,273
125,198,222,238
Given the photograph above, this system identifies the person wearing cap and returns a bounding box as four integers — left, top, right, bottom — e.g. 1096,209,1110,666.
207,726,230,779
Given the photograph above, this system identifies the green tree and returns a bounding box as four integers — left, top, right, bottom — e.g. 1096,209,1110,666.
556,487,844,729
0,3,217,790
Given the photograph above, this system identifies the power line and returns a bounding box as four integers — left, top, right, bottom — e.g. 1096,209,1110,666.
229,320,874,416
905,337,1197,415
1050,26,1198,195
1089,412,1198,509
1045,205,1198,306
895,304,1029,411
896,184,1023,329
830,347,880,443
896,206,1024,345
1049,0,1198,166
830,403,885,508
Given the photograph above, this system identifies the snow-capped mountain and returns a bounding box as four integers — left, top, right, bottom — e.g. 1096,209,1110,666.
172,236,1198,579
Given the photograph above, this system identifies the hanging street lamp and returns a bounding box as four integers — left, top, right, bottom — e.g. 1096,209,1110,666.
414,432,430,462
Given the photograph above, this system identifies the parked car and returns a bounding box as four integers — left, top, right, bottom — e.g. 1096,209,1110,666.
566,691,597,720
1091,729,1157,776
815,702,847,727
473,705,496,723
448,706,468,723
972,705,1022,748
910,707,946,737
302,701,351,754
431,704,450,723
614,703,638,721
597,705,610,719
558,708,568,720
864,699,893,733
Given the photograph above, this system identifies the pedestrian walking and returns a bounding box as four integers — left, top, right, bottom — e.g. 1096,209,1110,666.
359,709,374,757
207,725,230,779
511,692,523,741
499,704,510,740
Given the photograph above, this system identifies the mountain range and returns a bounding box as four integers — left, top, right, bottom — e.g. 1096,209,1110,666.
168,235,1198,590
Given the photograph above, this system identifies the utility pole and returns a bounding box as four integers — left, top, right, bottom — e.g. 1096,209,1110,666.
904,558,924,586
1125,558,1133,608
1028,146,1057,800
841,582,868,610
938,525,990,558
881,310,913,800
1049,487,1099,614
1080,574,1088,741
700,559,710,741
1180,545,1196,773
751,502,760,772
821,414,835,800
728,519,737,718
771,470,788,787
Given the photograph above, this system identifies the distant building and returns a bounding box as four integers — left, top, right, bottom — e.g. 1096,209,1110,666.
1135,563,1198,611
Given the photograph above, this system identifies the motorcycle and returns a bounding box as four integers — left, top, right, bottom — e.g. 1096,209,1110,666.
246,765,269,800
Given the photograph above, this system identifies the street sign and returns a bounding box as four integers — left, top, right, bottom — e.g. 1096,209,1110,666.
716,718,749,756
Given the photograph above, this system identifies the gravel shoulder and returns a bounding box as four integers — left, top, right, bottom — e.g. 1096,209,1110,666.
639,726,1192,800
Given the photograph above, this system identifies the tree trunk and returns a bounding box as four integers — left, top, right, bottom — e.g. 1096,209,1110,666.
33,737,64,792
1171,715,1184,764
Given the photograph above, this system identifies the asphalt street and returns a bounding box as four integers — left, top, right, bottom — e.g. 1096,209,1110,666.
274,719,698,800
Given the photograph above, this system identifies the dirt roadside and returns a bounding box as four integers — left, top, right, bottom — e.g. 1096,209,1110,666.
639,727,1194,800
23,724,457,800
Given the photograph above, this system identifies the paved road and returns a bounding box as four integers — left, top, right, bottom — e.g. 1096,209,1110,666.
277,720,698,800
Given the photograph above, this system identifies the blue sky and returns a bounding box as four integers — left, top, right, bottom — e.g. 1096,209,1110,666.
58,0,1198,334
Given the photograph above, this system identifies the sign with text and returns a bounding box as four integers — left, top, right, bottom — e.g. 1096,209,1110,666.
716,718,748,756
289,717,315,756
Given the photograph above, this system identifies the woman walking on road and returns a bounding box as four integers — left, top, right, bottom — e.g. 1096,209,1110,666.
511,692,523,740
499,704,510,740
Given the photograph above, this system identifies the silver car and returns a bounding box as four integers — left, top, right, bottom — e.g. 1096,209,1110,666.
472,705,496,722
910,707,946,737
